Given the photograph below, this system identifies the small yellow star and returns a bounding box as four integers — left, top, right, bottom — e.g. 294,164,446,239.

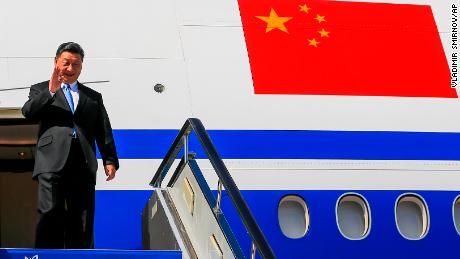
256,8,293,33
314,14,326,23
308,38,320,47
299,4,311,13
318,28,330,37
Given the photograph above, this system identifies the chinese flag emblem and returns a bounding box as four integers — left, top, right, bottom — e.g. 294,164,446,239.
238,0,456,98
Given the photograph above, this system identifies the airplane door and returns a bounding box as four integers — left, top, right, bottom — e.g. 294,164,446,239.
0,109,37,248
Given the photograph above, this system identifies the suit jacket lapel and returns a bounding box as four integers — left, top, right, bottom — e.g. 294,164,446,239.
55,87,72,112
74,82,88,115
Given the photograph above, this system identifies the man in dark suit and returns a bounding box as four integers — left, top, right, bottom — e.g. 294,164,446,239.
22,42,119,249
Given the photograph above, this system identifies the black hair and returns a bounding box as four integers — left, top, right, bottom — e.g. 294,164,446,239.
55,42,85,60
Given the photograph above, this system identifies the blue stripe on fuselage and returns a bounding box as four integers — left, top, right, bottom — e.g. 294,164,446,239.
100,130,460,160
95,190,460,258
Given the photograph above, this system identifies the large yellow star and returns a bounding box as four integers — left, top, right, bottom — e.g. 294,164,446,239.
299,4,311,13
308,38,320,47
256,8,293,33
314,14,326,23
318,28,330,37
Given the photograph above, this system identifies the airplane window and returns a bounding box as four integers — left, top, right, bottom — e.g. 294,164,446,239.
453,195,460,235
278,195,309,239
336,193,371,240
395,194,429,240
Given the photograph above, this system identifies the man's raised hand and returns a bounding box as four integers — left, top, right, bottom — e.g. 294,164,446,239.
49,66,61,93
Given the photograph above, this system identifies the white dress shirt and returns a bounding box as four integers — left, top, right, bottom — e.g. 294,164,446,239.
50,81,79,110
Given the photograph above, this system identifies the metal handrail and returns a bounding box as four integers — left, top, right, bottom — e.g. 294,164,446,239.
150,118,276,259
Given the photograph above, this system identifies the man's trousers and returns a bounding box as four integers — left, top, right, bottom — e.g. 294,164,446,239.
35,138,95,249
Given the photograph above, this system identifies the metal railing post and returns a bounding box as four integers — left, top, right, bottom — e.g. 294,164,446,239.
183,135,188,163
214,180,223,216
251,242,257,259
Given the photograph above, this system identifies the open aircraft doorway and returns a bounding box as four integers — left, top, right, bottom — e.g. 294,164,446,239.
0,108,38,248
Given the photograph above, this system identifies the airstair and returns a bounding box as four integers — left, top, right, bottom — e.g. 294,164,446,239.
0,118,276,259
143,118,276,259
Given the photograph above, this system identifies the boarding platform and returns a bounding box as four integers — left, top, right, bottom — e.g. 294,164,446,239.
0,249,181,259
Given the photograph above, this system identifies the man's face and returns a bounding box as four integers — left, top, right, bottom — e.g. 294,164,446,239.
55,51,83,84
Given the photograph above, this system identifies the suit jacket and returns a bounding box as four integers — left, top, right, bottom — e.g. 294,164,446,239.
22,81,119,181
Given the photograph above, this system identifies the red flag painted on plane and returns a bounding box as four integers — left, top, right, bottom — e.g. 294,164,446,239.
237,0,456,98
